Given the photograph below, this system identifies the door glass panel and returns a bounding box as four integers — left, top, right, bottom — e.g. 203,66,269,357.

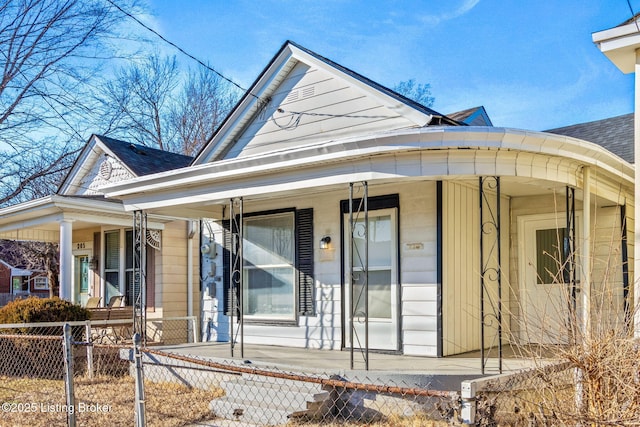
536,228,566,284
352,215,391,267
77,256,89,293
352,270,392,319
351,215,393,319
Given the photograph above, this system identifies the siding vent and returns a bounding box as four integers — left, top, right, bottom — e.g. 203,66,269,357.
302,86,315,98
285,91,299,103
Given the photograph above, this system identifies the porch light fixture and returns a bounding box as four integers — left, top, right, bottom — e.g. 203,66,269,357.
319,236,331,249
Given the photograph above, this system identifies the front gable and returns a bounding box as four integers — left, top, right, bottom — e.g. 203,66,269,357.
196,41,451,163
58,135,136,196
58,135,193,196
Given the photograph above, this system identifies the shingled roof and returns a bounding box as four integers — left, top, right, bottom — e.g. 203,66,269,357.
97,135,193,177
545,113,633,163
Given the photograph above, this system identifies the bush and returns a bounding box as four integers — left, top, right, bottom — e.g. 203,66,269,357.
0,298,91,379
0,296,90,326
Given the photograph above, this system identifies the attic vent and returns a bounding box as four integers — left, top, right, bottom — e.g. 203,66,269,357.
99,159,112,180
285,91,299,103
302,86,315,98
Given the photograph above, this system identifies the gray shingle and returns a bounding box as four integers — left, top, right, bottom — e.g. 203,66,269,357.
97,135,193,176
545,113,633,163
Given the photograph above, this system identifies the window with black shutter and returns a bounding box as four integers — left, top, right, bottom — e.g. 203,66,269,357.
221,208,315,321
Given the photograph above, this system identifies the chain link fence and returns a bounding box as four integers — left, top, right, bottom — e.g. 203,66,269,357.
461,361,576,426
134,347,461,426
0,317,468,426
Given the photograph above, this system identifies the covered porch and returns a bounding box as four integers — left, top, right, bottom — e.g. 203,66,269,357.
104,126,635,370
0,195,170,307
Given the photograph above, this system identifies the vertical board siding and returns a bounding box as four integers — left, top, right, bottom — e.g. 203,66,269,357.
442,182,481,356
591,206,626,331
159,220,189,318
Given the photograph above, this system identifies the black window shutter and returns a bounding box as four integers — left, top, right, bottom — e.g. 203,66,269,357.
221,220,237,317
296,208,315,316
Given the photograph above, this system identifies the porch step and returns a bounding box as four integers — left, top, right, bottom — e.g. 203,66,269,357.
210,374,329,425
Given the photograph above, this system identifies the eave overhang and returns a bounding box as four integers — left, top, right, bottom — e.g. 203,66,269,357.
0,195,174,235
103,127,634,212
593,20,640,74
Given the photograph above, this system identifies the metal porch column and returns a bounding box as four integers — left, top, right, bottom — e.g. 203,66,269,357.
565,187,577,343
349,182,369,370
479,176,502,375
621,204,631,333
229,198,244,358
133,210,147,345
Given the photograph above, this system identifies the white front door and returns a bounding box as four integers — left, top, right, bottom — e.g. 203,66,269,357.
519,214,580,344
344,208,399,351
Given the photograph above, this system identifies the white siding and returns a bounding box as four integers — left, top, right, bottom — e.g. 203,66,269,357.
200,181,441,355
399,182,439,356
224,63,419,159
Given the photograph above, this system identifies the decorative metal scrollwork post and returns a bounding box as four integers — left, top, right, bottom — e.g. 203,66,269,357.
565,187,577,343
229,198,244,358
479,177,502,374
133,210,147,345
349,181,369,370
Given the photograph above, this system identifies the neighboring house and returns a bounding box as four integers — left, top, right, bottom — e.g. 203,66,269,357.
0,240,51,298
0,260,40,295
103,41,634,358
0,135,198,319
447,106,493,127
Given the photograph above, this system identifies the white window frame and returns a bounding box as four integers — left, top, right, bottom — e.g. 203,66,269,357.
33,276,49,290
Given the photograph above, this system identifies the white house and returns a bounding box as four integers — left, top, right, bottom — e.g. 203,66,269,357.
71,42,639,360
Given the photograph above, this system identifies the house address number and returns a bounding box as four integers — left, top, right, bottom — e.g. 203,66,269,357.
75,242,92,250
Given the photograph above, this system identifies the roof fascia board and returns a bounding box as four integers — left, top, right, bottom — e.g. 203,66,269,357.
0,195,56,217
118,147,630,213
592,21,640,74
194,44,296,164
58,135,97,195
104,127,634,201
285,44,433,126
0,212,66,233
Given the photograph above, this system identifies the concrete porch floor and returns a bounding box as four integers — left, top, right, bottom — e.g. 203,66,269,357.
156,342,550,389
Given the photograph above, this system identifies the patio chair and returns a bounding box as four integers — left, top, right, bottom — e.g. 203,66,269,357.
85,296,101,308
107,295,123,307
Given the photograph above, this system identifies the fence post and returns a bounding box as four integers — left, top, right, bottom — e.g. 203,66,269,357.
133,333,146,427
84,321,93,379
63,323,76,427
461,380,476,425
191,316,199,343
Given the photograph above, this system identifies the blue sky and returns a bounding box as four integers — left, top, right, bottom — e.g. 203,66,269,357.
145,0,636,131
